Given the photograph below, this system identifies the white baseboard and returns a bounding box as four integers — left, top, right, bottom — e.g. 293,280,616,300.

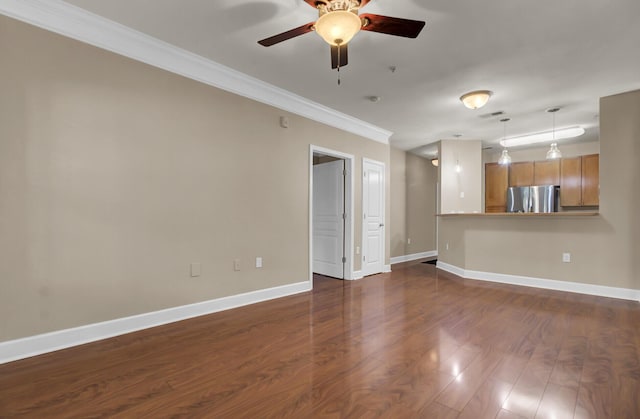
0,281,311,365
383,264,391,273
436,262,640,302
390,250,438,265
352,270,363,280
436,261,466,278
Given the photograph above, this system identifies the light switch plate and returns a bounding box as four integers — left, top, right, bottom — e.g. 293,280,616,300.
256,257,263,268
190,263,201,277
562,253,571,263
233,259,241,271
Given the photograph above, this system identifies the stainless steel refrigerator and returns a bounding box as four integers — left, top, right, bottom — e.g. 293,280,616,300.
507,185,559,213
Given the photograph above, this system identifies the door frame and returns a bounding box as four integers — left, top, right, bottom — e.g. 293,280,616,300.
361,157,387,277
309,145,355,286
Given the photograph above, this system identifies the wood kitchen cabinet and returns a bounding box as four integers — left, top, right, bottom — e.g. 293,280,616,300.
581,154,600,206
534,160,560,185
560,154,599,207
485,163,508,212
509,162,534,187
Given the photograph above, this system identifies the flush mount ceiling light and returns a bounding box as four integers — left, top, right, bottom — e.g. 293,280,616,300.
499,127,585,148
460,90,492,110
498,118,512,165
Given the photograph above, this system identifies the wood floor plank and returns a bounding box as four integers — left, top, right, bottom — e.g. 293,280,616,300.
418,401,461,419
574,382,612,419
457,377,513,419
491,354,529,385
497,408,529,419
0,264,639,418
534,382,578,418
549,336,588,389
435,348,503,411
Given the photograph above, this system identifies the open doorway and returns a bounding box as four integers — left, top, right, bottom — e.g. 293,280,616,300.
309,146,354,284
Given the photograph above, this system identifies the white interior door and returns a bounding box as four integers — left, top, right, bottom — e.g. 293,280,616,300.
362,159,385,276
313,160,345,278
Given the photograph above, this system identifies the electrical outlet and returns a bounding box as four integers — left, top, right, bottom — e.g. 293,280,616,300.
562,253,571,263
356,246,360,254
407,238,411,245
460,191,465,198
233,259,241,271
256,257,262,268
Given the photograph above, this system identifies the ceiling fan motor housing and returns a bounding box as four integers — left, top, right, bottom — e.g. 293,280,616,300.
316,0,362,15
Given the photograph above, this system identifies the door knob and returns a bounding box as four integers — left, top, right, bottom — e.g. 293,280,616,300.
379,223,385,227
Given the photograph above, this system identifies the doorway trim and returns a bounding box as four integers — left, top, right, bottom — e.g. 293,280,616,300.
309,145,355,286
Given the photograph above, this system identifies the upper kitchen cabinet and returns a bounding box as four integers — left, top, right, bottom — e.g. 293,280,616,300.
533,160,560,185
485,163,508,213
581,154,600,206
561,157,582,206
509,162,534,187
560,154,599,207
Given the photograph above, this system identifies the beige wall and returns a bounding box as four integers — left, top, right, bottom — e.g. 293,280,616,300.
390,148,407,257
0,16,390,341
439,140,482,214
390,149,438,258
405,153,438,255
439,89,640,291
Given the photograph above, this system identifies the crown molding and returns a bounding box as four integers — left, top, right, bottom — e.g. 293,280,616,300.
0,0,392,144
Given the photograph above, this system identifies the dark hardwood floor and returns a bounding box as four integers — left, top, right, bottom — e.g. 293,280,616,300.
1,263,639,418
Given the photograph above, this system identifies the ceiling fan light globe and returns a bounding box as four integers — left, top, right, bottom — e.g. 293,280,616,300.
315,11,361,46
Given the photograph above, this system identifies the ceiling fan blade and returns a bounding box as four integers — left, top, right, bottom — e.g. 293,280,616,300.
258,22,315,47
360,14,425,38
330,44,349,69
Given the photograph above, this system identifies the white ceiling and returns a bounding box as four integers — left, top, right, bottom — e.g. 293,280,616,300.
63,0,640,155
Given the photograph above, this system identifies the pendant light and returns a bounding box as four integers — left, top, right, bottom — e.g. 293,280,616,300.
546,108,563,160
498,118,512,165
546,143,562,159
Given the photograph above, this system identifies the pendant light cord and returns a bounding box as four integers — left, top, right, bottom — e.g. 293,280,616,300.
503,119,507,141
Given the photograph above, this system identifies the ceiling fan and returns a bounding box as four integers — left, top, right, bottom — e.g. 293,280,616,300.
258,0,425,71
